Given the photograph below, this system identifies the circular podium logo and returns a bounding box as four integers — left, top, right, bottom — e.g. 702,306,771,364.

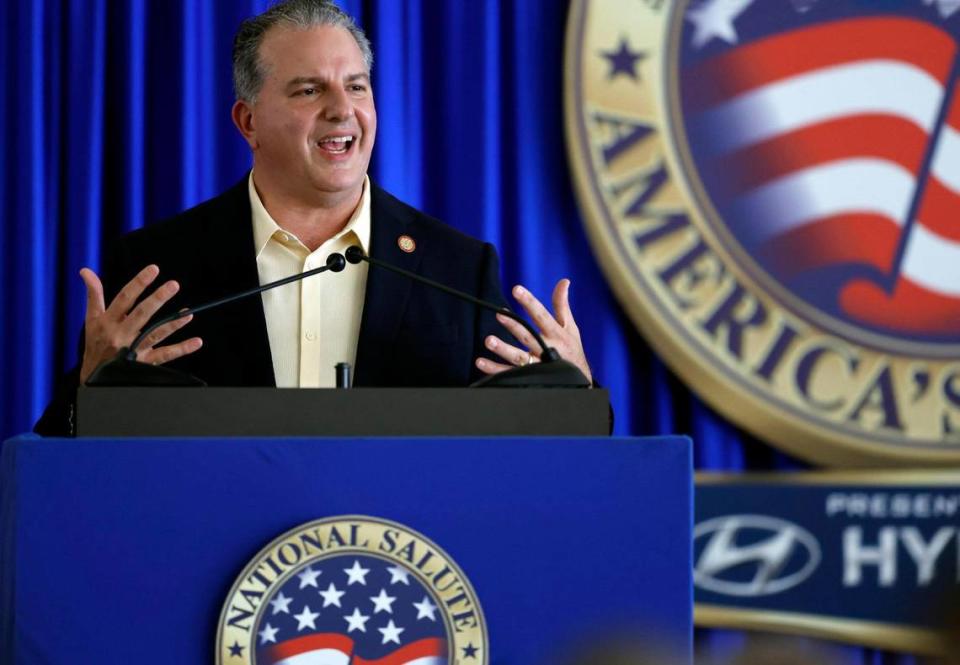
217,516,487,664
564,0,960,466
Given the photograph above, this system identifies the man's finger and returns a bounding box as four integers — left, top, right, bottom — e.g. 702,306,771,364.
475,356,514,375
79,268,106,320
121,280,180,335
105,264,160,321
484,335,536,367
139,313,194,349
139,337,203,366
496,313,539,350
552,279,573,327
512,285,562,336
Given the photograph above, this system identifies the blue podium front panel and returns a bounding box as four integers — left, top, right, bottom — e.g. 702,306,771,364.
0,435,691,664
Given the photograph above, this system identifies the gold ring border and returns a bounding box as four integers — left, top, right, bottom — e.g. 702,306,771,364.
214,514,489,665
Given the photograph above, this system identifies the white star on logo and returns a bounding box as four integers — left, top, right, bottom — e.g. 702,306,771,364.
412,595,439,621
293,604,320,631
369,588,397,614
378,619,405,645
686,0,755,49
269,591,293,615
258,623,279,645
319,581,346,608
343,606,370,633
343,560,371,586
925,0,960,18
297,566,322,589
789,0,821,13
386,565,411,585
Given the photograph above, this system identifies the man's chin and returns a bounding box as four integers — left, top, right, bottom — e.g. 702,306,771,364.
307,174,366,200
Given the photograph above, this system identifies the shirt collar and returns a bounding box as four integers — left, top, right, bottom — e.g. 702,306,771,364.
249,172,372,257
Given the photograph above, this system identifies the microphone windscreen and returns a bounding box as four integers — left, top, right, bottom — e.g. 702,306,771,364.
345,245,365,264
326,253,346,272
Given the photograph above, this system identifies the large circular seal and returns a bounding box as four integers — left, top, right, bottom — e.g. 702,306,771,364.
216,516,487,664
565,0,960,466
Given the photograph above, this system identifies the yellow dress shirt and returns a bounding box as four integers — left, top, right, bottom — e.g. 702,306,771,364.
249,173,371,387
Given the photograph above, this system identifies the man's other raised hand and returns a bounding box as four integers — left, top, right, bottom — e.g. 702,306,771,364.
78,265,202,383
475,279,593,384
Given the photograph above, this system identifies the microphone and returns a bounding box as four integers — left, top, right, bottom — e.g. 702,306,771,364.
85,252,347,387
344,245,590,387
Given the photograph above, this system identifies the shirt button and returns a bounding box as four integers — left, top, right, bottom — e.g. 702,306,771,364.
305,331,316,341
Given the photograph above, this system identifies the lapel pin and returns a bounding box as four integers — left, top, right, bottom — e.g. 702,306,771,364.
397,235,416,253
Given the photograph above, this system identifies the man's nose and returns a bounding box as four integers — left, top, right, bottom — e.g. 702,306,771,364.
322,87,353,122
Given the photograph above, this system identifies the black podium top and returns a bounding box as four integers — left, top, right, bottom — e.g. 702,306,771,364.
77,387,611,437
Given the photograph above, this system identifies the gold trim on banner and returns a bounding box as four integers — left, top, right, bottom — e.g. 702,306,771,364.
695,471,960,485
695,604,948,656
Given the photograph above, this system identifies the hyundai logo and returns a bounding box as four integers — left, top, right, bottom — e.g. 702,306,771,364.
694,515,821,597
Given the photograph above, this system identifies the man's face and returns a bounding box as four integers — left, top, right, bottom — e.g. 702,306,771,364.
241,24,376,203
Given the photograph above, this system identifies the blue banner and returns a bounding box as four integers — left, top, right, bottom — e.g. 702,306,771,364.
694,472,960,654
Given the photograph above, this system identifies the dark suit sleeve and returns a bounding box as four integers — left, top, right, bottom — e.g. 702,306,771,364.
32,361,81,437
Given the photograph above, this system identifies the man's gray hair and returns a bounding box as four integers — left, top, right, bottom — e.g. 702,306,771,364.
232,0,374,102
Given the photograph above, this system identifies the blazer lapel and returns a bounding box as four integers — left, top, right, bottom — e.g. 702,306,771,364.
201,177,276,386
354,185,423,385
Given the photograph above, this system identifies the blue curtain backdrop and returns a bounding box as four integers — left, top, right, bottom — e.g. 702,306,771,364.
0,1,916,663
1,0,796,462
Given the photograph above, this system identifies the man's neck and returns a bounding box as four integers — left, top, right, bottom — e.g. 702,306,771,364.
252,174,363,252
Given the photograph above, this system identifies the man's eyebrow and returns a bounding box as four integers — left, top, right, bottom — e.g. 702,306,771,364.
286,76,325,87
285,73,370,87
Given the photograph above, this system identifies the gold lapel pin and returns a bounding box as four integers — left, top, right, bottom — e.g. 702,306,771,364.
397,235,416,253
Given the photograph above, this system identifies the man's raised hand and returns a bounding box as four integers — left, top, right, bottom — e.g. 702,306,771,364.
475,279,592,383
78,265,202,383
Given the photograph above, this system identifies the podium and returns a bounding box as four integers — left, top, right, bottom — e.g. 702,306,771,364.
75,387,613,436
1,392,691,664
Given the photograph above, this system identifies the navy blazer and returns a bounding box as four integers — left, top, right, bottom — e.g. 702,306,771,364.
35,178,510,435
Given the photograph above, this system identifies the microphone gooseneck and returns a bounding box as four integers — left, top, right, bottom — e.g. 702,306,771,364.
345,246,559,362
128,251,346,358
86,252,347,387
344,246,590,388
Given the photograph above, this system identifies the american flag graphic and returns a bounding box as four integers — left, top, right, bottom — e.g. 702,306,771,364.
680,0,960,340
254,555,448,664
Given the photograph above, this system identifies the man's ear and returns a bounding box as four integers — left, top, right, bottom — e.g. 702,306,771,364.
231,100,258,149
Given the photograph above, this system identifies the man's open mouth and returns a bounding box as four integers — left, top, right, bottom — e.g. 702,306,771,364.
316,135,356,154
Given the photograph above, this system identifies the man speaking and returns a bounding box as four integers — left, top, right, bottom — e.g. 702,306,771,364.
35,0,592,436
